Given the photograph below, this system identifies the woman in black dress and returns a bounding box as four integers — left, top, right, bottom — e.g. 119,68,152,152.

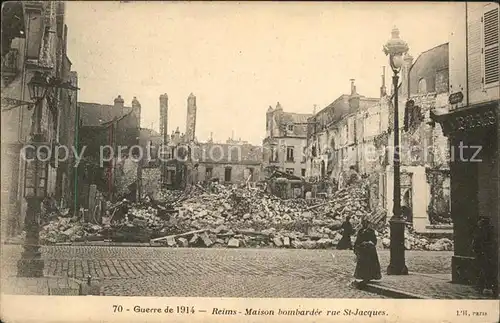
337,216,354,250
353,219,381,286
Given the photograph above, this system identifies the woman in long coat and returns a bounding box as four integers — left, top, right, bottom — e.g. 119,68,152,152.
337,216,354,250
353,219,382,286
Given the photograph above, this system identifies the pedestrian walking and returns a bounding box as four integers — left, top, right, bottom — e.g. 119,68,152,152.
473,216,498,297
336,216,354,250
353,219,381,287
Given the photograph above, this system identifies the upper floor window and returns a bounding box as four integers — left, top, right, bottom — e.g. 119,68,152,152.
286,146,294,162
418,78,427,93
287,124,294,132
484,6,499,85
26,9,43,59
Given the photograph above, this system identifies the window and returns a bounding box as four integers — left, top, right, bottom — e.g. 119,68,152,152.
286,146,294,162
302,147,307,163
286,168,294,175
484,6,499,85
270,147,278,163
26,10,43,59
206,167,213,179
224,167,232,182
301,169,306,177
418,78,427,93
287,124,294,132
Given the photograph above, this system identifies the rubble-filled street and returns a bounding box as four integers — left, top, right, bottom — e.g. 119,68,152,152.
1,244,454,298
32,180,453,252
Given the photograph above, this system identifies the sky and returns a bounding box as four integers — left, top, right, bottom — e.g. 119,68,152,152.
66,1,460,145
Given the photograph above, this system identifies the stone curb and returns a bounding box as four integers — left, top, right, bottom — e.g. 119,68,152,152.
1,275,103,296
361,282,431,299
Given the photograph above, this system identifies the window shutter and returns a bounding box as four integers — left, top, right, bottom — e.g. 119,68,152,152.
483,6,499,86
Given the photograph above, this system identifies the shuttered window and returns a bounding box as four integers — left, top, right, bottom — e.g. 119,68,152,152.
483,6,499,85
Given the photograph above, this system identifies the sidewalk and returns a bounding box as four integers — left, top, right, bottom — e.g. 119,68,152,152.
362,272,498,299
1,275,103,296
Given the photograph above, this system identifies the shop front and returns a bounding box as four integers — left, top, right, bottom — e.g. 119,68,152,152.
431,101,498,285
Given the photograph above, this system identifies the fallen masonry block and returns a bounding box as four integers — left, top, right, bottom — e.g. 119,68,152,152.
283,237,291,247
291,239,302,249
302,240,317,249
273,237,283,247
212,225,228,234
149,229,207,243
189,234,200,245
227,238,240,248
200,232,213,247
177,237,189,247
166,236,176,247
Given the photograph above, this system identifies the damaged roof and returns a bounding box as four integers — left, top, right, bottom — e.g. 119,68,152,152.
79,102,133,126
193,142,263,165
282,111,313,137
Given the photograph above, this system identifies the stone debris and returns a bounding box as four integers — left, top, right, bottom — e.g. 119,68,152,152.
380,227,454,251
227,238,240,248
34,180,453,251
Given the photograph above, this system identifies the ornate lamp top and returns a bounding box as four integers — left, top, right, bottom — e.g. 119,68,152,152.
383,26,409,57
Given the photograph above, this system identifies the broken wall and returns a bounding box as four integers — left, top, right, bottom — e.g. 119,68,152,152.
426,169,452,224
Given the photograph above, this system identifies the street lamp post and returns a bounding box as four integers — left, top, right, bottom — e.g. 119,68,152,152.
17,71,50,277
383,27,409,275
16,71,79,277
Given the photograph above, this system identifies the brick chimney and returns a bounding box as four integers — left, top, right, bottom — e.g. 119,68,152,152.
174,126,180,142
185,93,197,142
132,96,141,127
159,93,168,143
113,95,124,117
348,79,360,111
380,66,387,97
266,105,274,138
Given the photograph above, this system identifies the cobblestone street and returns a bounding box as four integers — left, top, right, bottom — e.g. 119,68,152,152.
1,246,453,298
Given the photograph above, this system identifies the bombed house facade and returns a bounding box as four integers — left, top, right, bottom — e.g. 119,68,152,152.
77,95,141,203
263,102,312,178
1,2,78,234
306,81,379,181
306,44,452,235
431,2,499,286
192,142,263,184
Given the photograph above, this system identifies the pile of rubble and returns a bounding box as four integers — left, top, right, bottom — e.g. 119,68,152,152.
380,227,454,251
33,179,454,251
40,217,103,243
147,181,375,249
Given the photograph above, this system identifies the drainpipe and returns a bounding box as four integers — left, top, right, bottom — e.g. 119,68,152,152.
73,100,79,215
465,3,469,106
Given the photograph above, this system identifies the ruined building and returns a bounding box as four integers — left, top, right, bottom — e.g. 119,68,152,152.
78,95,142,202
305,43,453,235
262,102,312,178
306,80,379,180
